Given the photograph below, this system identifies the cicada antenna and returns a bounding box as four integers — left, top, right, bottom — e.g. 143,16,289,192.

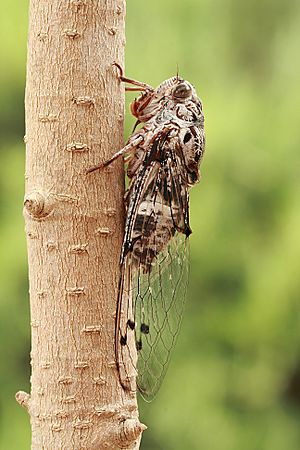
176,63,180,82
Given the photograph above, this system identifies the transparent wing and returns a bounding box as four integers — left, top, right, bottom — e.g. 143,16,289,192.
115,135,191,401
134,232,189,401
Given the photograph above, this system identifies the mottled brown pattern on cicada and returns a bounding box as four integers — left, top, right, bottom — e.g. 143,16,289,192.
87,65,205,401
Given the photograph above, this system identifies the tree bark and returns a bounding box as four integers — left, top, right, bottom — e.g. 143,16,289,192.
16,0,146,448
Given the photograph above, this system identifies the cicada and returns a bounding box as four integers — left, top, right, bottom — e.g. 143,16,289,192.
88,64,205,401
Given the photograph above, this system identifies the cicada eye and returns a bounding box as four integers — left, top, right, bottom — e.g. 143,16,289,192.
172,82,192,100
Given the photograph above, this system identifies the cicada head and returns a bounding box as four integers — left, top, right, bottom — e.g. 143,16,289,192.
130,76,201,124
157,76,194,100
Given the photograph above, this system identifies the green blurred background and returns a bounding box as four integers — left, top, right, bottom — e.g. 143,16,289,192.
1,0,300,448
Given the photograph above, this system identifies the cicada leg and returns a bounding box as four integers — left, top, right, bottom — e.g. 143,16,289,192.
113,63,153,92
86,135,144,174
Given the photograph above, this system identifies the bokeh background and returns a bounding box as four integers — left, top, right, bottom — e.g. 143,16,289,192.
1,0,300,449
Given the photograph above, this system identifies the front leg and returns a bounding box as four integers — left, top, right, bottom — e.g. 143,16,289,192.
113,63,153,92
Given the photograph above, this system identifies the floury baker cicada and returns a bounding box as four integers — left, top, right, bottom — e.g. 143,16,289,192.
87,65,206,401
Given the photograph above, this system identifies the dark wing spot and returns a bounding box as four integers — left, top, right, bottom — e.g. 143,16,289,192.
127,319,135,330
183,132,192,143
185,226,192,237
189,171,198,183
136,340,142,351
141,323,150,334
120,335,127,346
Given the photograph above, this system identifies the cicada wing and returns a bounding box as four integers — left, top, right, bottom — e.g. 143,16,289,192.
114,261,138,393
115,134,192,401
133,232,189,401
132,152,191,401
114,161,161,393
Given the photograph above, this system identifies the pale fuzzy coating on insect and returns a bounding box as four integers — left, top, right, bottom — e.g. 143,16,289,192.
88,70,205,401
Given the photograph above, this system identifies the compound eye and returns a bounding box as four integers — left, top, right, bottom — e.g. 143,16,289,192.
172,82,192,100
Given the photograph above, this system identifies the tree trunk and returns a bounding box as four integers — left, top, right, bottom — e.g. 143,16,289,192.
16,0,146,448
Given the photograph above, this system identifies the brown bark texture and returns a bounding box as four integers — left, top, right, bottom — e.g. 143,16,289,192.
16,0,146,448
